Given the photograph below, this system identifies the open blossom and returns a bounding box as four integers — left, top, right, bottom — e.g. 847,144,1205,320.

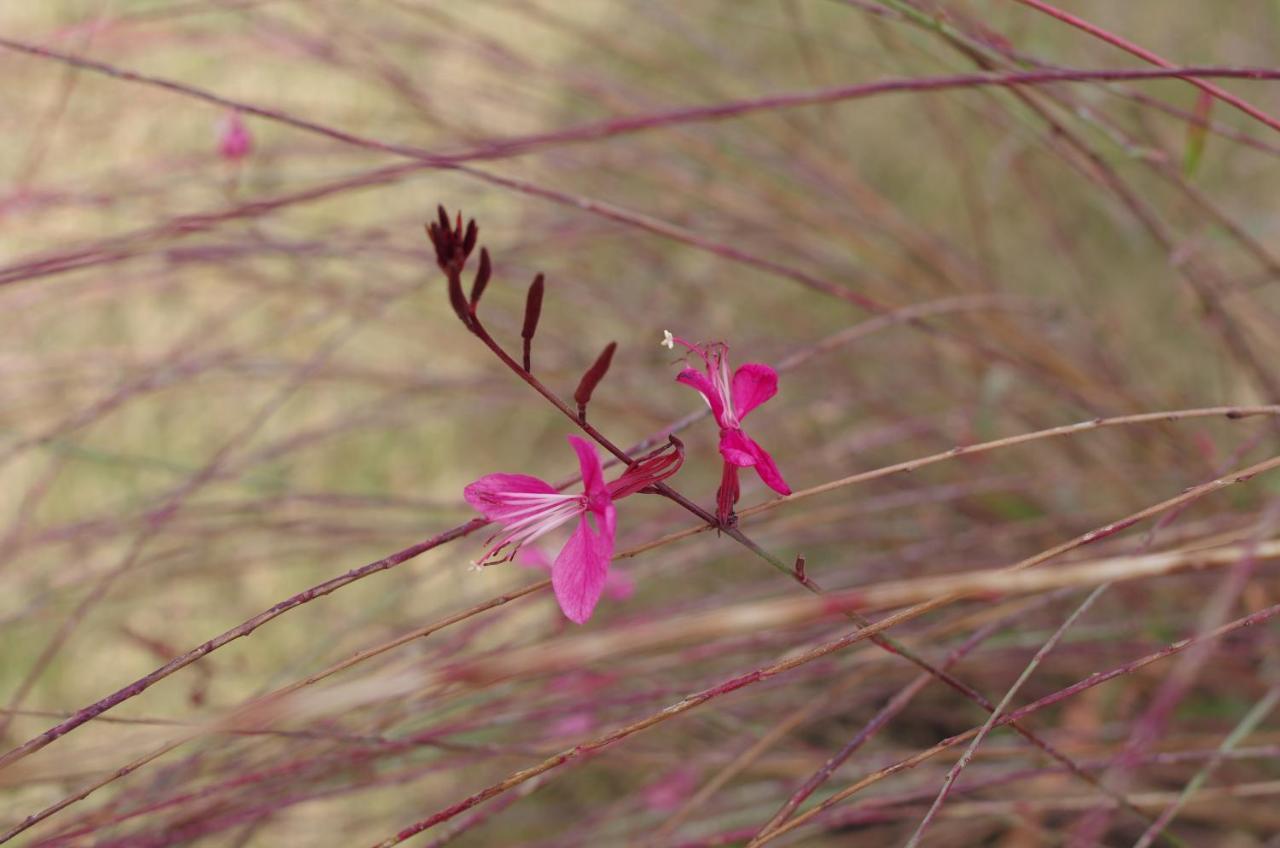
665,332,790,525
217,110,252,161
464,435,681,623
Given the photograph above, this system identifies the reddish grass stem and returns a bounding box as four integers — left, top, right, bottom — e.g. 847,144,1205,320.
1011,0,1280,135
0,519,487,777
3,35,1280,169
751,600,1280,844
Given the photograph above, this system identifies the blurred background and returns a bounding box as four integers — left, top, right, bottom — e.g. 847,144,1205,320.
3,1,1280,845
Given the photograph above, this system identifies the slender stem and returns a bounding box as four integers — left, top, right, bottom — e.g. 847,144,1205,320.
0,578,551,844
751,601,1280,845
3,35,1279,168
749,589,1072,839
0,519,487,776
372,598,1280,847
902,584,1111,848
1010,0,1280,135
620,405,1280,556
1133,682,1280,848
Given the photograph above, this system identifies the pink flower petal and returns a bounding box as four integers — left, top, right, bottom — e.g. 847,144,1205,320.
746,436,791,495
567,435,607,501
718,428,759,467
552,505,616,624
732,363,778,421
718,430,790,495
463,473,558,521
676,367,728,428
522,542,632,603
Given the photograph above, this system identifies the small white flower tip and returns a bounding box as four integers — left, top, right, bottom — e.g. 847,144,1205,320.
661,330,675,349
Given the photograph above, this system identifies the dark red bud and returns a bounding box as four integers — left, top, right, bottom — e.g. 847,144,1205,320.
470,248,491,308
463,219,478,257
574,341,616,420
521,273,545,372
424,223,443,266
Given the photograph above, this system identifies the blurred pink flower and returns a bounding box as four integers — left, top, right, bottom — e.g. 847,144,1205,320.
664,332,790,524
217,110,252,161
643,766,699,813
465,435,680,623
551,711,596,737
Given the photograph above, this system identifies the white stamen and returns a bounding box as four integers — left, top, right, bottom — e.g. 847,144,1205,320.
476,494,586,565
661,330,675,349
710,348,738,427
495,501,580,537
500,492,579,504
502,491,577,499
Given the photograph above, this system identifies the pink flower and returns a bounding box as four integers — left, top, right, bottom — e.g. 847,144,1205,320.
664,332,790,524
217,110,252,161
643,766,699,813
551,711,596,738
464,435,681,623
